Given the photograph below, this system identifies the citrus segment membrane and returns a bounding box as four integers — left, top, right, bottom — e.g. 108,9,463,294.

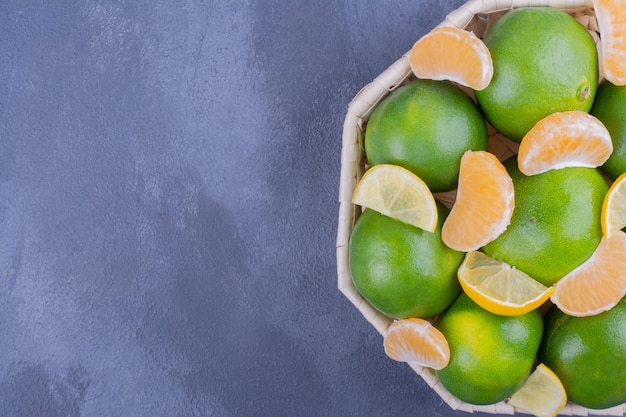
551,231,626,317
442,151,514,252
457,251,553,316
518,111,613,175
508,363,567,417
601,172,626,238
383,318,450,370
593,0,626,85
351,164,438,232
409,26,493,91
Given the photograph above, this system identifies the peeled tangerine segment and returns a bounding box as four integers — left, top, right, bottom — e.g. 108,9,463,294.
383,318,450,370
442,151,514,252
552,231,626,317
602,172,626,238
409,26,493,91
518,111,613,176
351,164,438,232
593,0,626,85
457,251,554,316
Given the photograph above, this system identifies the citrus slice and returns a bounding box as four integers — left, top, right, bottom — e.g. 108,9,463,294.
601,172,626,238
551,231,626,317
409,26,493,91
517,111,613,176
593,0,626,85
508,363,567,417
351,164,437,232
442,151,514,252
382,318,450,370
457,251,554,316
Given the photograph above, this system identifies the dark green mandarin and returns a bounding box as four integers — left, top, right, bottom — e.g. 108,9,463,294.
483,159,606,286
539,299,626,409
475,7,598,142
590,81,626,180
348,203,464,319
365,79,487,192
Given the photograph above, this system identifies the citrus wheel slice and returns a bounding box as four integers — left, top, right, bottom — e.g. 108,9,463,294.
382,318,450,370
601,172,626,238
409,26,493,91
442,151,514,252
517,111,613,175
551,231,626,317
508,363,567,417
351,164,437,232
593,0,626,85
457,251,553,316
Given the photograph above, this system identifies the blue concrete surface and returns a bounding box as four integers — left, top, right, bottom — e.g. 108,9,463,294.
0,1,540,416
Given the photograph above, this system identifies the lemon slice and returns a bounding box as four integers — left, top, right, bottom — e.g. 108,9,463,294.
508,363,567,417
457,251,554,316
352,164,437,232
383,318,450,370
602,172,626,238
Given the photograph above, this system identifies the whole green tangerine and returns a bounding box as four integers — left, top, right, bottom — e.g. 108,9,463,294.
348,203,464,319
364,79,487,192
591,81,626,180
482,158,607,286
539,299,626,409
435,293,543,405
475,7,598,142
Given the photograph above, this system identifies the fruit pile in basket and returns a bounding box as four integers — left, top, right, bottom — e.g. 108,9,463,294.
348,2,626,416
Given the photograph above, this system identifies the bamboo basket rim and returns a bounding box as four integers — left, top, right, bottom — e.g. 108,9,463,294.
336,0,626,415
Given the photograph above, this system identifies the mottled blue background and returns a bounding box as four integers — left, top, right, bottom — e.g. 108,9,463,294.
0,1,546,416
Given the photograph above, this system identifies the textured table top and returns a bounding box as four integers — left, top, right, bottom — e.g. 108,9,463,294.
0,1,585,416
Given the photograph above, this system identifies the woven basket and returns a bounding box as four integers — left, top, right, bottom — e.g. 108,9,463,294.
336,0,626,415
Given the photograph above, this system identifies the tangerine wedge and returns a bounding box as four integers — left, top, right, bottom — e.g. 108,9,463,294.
442,151,514,252
383,318,450,370
593,0,626,85
409,26,493,91
518,111,613,176
551,231,626,317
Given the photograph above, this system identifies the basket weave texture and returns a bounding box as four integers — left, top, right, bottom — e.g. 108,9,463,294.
336,0,626,415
